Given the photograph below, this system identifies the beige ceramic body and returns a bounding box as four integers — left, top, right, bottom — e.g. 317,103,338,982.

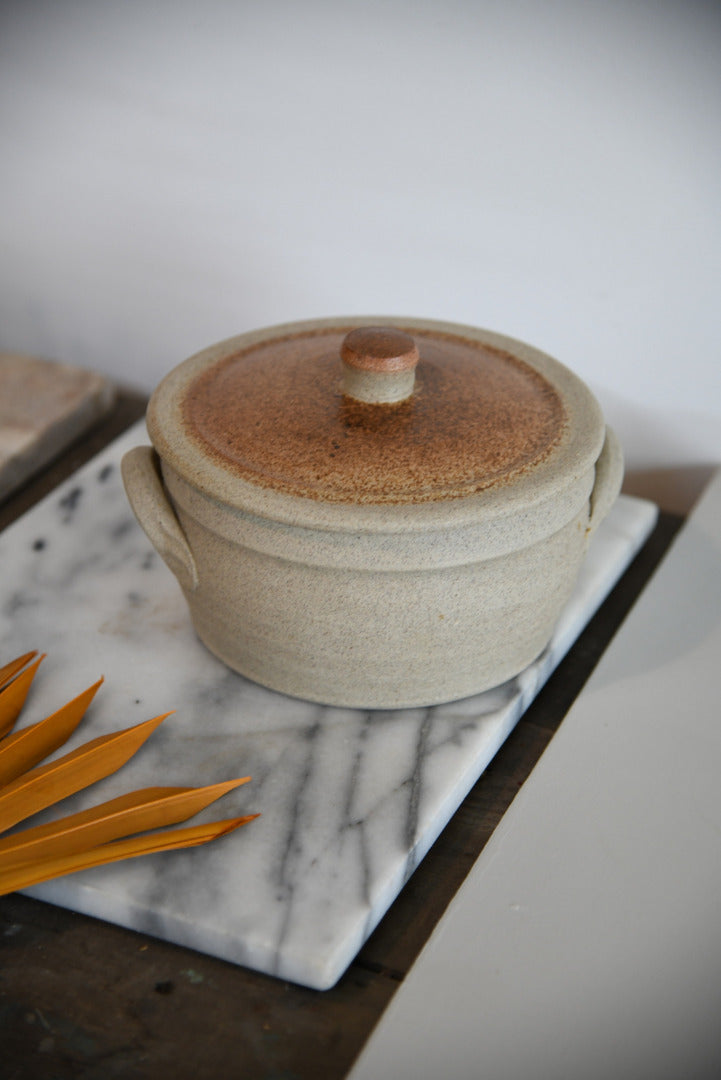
121,317,623,709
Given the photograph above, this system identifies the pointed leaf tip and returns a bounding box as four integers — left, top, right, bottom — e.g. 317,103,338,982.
0,674,107,787
0,654,45,738
0,811,259,894
0,651,38,691
0,710,175,833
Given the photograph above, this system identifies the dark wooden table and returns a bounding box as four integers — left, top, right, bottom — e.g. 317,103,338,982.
0,389,683,1080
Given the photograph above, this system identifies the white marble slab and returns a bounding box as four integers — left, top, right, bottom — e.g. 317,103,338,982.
0,422,657,989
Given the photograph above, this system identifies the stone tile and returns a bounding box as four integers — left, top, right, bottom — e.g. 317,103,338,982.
0,354,115,501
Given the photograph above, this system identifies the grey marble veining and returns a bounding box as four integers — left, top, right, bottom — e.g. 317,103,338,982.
0,422,657,989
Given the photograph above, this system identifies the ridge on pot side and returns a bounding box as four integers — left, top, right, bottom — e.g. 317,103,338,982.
121,317,623,709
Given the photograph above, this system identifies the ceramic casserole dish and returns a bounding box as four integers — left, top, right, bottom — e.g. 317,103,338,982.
121,317,623,708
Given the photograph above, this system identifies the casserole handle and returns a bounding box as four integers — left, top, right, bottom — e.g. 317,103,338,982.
588,426,624,537
121,446,199,593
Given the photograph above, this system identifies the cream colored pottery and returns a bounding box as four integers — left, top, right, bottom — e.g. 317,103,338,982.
121,317,623,708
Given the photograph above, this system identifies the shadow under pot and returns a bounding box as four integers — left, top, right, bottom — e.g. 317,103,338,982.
121,317,623,709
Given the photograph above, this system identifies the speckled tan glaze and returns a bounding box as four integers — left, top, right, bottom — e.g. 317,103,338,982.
122,317,624,708
182,328,565,504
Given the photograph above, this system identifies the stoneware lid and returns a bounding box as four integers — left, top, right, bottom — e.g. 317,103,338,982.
147,317,605,532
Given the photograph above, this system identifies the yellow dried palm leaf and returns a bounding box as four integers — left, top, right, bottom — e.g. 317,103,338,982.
0,650,38,691
0,677,104,786
0,712,172,832
0,778,250,870
0,653,44,738
0,814,258,895
0,651,258,893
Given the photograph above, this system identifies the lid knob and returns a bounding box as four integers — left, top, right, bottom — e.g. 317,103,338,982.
341,327,419,404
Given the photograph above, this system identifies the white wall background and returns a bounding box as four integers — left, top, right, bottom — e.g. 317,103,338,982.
1,0,719,500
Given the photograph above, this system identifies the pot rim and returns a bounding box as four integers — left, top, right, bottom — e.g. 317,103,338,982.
146,316,606,534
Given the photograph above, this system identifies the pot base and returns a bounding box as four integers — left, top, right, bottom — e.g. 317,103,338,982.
189,619,550,709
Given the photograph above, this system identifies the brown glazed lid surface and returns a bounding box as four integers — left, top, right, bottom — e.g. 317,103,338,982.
181,324,566,505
